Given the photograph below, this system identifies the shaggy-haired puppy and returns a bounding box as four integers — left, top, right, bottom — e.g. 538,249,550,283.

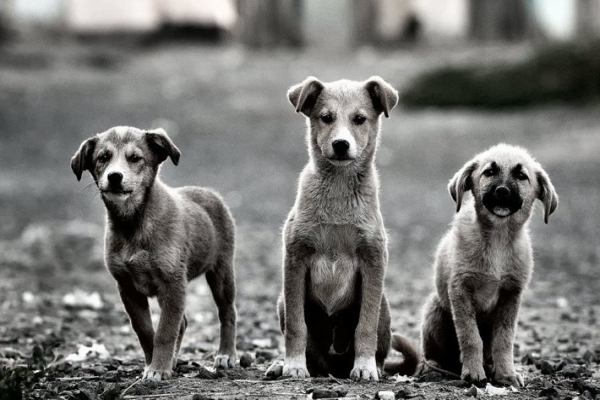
267,76,399,381
72,126,237,380
386,144,558,387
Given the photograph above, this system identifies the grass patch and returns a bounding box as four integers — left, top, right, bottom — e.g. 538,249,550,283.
401,41,600,108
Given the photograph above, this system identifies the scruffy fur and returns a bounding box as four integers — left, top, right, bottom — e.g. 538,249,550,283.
266,76,399,381
71,126,237,381
386,144,558,387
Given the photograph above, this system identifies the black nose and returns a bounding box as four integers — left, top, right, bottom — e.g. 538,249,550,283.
108,172,123,185
495,186,510,199
332,140,350,156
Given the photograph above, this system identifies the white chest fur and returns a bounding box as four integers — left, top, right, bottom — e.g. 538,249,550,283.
309,253,359,315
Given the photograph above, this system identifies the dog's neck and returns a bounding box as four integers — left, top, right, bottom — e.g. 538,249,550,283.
299,149,380,224
104,179,170,239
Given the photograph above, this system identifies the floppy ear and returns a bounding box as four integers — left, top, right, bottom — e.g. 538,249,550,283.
71,137,97,181
364,76,399,118
146,128,181,165
448,160,478,213
287,76,324,117
536,168,558,224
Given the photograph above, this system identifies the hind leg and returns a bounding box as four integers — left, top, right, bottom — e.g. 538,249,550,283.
420,293,461,375
206,255,237,369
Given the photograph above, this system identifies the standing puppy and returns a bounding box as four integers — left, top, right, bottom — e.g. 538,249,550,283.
386,144,558,386
269,77,399,381
71,126,237,380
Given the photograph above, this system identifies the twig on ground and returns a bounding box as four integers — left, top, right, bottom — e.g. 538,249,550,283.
121,378,141,397
57,376,101,381
328,374,342,384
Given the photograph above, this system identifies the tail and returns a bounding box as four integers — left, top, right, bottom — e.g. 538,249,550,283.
384,334,420,376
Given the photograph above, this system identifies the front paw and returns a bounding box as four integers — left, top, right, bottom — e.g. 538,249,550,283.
350,357,379,381
282,356,310,378
143,366,172,381
461,362,486,384
494,368,524,387
214,353,236,369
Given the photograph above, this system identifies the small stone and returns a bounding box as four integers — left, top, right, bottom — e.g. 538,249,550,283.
538,386,560,400
561,364,584,378
375,390,395,400
265,362,283,380
239,352,253,368
195,367,217,379
192,395,212,400
465,385,479,397
522,354,534,365
540,360,556,375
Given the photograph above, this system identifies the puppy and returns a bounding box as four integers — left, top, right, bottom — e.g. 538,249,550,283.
385,144,558,386
71,126,237,380
266,76,399,381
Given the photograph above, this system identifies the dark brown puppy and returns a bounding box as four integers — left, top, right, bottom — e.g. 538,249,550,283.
71,126,237,381
386,144,558,387
267,77,399,381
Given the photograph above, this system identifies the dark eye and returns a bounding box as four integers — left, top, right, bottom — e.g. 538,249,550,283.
353,115,366,125
128,154,142,163
321,114,333,124
483,168,496,177
98,153,110,163
516,171,528,181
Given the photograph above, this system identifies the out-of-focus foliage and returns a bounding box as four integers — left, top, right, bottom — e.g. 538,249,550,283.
402,41,600,108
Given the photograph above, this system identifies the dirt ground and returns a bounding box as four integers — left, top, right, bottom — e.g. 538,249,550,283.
1,40,600,399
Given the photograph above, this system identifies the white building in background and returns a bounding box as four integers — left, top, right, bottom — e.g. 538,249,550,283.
5,0,237,34
3,0,600,42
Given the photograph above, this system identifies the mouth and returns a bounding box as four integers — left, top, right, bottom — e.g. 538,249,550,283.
326,155,354,166
101,189,133,198
491,207,512,217
482,195,523,218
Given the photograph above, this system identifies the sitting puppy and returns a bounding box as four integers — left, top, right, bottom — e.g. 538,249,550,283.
267,76,399,381
71,126,237,380
385,144,558,386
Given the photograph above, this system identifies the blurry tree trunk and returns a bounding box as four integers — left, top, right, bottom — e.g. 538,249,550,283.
577,0,600,37
470,0,531,41
237,0,303,48
353,0,377,47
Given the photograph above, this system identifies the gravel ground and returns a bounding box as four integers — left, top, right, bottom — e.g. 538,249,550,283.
0,40,599,399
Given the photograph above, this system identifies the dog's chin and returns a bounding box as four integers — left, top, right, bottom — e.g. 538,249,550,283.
326,157,354,167
484,205,521,218
101,190,133,202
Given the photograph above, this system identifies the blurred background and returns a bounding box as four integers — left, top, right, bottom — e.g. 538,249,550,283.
0,0,599,385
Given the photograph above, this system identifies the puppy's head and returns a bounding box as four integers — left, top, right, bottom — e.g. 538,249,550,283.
288,76,398,167
71,126,180,212
449,144,558,224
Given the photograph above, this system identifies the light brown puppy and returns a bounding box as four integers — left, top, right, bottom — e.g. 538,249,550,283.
267,76,399,381
386,144,558,387
71,126,237,381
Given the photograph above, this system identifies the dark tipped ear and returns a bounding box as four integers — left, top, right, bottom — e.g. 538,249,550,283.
146,128,181,165
287,76,324,117
364,76,399,118
536,168,558,224
448,159,478,212
71,137,97,181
